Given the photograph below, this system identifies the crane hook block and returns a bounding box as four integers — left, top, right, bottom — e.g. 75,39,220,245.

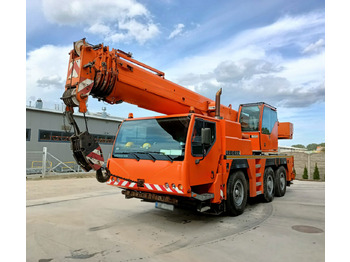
70,131,104,172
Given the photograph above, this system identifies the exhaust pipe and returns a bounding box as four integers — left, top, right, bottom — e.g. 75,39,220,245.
215,88,222,119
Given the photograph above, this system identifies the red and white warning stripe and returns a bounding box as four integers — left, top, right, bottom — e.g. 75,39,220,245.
107,178,184,194
86,146,104,170
107,179,138,188
67,59,81,79
78,79,94,95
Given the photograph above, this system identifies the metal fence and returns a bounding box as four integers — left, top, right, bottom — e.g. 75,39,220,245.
26,147,86,177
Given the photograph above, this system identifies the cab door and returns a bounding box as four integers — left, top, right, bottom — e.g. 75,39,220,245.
188,117,221,186
260,106,278,152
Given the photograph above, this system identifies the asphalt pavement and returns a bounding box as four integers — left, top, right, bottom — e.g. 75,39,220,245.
26,178,325,262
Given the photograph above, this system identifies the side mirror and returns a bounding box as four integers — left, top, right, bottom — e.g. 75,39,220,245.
201,128,211,145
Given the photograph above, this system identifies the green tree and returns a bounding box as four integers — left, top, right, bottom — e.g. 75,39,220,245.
303,165,308,179
292,144,306,149
313,163,320,180
307,143,318,151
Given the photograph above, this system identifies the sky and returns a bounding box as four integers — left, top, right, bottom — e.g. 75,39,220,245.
26,0,325,147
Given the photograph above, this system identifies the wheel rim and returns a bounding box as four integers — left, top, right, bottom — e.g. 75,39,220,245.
279,173,286,190
233,180,244,206
267,175,274,195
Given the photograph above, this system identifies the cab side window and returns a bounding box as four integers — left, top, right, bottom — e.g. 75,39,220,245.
261,107,278,135
239,105,260,132
191,119,216,155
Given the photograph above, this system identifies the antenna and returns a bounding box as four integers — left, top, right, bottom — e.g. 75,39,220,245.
102,107,107,118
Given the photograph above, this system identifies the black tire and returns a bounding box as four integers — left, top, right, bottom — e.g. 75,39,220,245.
226,170,248,216
263,167,275,202
275,166,287,197
96,168,110,183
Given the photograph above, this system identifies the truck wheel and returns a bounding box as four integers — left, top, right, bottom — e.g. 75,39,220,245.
263,167,275,202
226,170,248,216
96,168,110,183
275,166,287,197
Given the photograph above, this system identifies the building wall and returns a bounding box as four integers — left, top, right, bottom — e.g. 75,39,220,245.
26,108,122,169
291,152,325,181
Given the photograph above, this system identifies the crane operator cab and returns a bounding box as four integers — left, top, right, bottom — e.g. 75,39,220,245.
238,102,293,154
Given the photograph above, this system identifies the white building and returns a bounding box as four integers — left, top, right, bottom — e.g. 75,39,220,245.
278,146,307,153
26,104,123,173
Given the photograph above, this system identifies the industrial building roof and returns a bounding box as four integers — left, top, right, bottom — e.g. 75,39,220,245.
26,106,124,122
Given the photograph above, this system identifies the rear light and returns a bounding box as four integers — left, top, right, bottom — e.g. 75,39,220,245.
171,183,176,189
178,184,183,190
165,183,169,188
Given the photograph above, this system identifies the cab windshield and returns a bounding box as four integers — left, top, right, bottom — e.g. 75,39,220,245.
112,117,190,161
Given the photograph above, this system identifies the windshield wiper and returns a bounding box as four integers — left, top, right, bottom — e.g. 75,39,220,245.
148,153,157,162
130,153,140,161
159,154,174,163
114,151,175,162
151,152,174,163
114,152,140,161
132,151,158,162
134,151,175,163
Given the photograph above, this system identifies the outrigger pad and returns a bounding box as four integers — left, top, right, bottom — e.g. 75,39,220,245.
70,131,104,171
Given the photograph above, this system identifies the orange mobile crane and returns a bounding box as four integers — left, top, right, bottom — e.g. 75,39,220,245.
62,39,295,215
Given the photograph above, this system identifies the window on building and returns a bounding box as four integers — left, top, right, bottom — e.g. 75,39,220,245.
38,129,115,144
191,118,216,156
261,107,278,135
93,134,115,144
50,131,72,142
26,129,31,141
39,130,73,142
39,130,51,141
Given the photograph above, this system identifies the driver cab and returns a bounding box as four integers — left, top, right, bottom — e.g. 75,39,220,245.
238,102,278,153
